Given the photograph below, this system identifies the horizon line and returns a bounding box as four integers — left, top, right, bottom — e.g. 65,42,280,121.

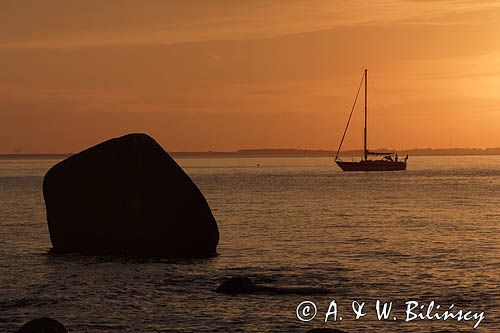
2,147,500,157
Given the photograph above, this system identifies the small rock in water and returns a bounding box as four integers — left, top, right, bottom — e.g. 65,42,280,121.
16,317,67,333
216,276,330,295
305,329,347,333
216,276,256,294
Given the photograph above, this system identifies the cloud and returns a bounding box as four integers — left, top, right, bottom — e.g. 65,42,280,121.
1,0,498,49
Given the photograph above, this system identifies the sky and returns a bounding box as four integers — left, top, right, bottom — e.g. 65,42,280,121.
1,0,499,153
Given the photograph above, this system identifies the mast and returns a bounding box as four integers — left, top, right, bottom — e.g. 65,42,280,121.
364,69,368,161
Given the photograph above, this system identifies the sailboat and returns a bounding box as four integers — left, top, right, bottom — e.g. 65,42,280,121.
335,69,408,171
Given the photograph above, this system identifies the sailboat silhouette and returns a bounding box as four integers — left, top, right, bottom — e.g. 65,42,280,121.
335,69,408,171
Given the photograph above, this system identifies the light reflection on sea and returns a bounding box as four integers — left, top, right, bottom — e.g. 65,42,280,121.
0,156,498,332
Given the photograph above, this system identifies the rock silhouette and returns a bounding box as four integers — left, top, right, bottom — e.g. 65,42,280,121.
43,133,219,258
215,276,256,294
305,329,346,333
216,276,330,295
16,317,67,333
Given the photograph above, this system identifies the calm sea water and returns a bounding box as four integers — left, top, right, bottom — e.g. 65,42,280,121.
0,156,498,332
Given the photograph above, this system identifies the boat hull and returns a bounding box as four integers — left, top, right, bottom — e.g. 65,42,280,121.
336,160,406,171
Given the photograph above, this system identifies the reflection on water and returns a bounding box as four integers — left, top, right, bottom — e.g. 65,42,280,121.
0,156,499,332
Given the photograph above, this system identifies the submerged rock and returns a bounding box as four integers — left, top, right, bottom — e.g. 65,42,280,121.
216,276,330,295
43,133,219,258
305,329,347,333
16,317,67,333
215,276,256,294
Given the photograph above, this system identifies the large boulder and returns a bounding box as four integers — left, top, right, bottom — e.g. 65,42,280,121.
43,133,219,258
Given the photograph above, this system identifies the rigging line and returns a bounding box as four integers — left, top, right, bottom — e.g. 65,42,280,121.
335,73,365,160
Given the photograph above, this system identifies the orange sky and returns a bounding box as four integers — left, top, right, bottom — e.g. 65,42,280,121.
1,0,499,153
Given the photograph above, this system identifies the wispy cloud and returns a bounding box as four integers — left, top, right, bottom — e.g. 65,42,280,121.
1,0,499,49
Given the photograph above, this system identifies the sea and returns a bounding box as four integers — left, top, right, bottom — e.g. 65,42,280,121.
0,155,498,332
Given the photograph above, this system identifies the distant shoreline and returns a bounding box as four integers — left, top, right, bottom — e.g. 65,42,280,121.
1,148,500,159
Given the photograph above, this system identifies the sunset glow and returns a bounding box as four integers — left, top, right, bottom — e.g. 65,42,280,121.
1,0,499,152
